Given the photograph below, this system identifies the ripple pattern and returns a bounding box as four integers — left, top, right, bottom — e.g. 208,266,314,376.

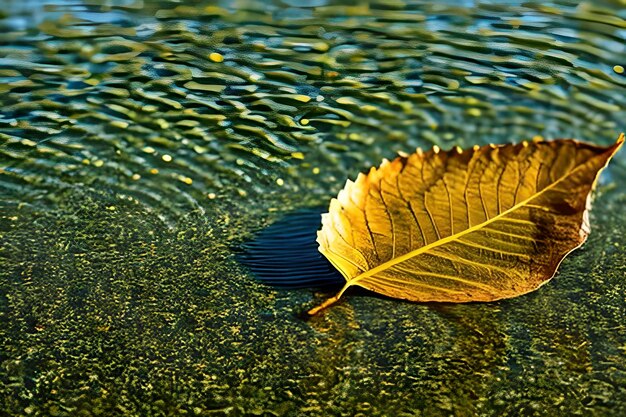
0,0,625,220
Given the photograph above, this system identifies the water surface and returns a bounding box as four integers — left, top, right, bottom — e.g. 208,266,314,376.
1,1,625,416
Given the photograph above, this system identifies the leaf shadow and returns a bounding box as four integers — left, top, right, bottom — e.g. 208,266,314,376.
238,207,344,289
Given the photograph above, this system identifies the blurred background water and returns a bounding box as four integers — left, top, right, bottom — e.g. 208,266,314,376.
0,1,625,416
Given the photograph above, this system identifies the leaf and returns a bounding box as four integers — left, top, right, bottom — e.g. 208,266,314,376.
309,135,624,315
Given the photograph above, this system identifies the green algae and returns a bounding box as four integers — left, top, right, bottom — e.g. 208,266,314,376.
1,186,625,416
1,0,626,416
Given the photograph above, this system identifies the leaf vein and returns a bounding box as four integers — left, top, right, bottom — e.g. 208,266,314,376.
392,264,498,293
364,274,466,295
455,238,532,258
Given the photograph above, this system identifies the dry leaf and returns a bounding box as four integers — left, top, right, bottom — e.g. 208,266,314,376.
309,135,624,315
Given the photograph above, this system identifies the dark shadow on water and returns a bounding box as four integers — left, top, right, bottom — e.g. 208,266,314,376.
238,207,345,289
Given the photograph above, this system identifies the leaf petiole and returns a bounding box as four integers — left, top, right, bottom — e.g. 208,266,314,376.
307,284,351,315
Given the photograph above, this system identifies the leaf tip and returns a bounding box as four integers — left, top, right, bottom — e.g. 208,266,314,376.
607,133,625,155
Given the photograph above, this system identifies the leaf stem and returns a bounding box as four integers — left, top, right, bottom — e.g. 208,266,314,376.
307,284,350,315
307,294,339,315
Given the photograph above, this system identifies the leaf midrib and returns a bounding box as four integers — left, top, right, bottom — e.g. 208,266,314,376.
346,148,605,287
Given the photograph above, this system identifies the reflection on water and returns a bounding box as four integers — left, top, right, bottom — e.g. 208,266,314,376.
1,1,625,416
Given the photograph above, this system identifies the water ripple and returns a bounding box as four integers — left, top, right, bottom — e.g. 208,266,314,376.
1,0,625,222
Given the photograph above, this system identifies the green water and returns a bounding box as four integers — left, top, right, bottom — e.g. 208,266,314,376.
1,1,625,415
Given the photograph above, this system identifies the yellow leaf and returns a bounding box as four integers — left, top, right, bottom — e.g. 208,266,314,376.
309,135,624,315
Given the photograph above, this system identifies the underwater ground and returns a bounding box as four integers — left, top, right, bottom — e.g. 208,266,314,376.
1,1,625,416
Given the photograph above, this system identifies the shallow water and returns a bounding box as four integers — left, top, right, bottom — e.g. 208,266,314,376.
1,1,625,416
